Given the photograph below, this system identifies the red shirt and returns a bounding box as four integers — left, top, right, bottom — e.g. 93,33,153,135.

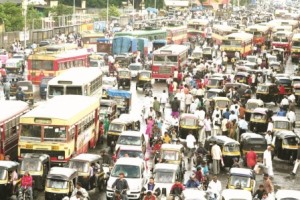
279,85,285,95
246,150,257,168
248,77,252,85
143,195,156,200
21,175,33,187
170,183,185,192
195,170,203,182
169,84,174,93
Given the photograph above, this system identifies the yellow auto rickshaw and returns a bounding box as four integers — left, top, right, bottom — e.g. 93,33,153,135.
227,168,256,194
245,99,264,121
179,113,199,141
136,70,153,90
205,135,240,167
272,116,293,132
206,77,224,90
212,97,231,112
273,131,298,163
240,132,267,161
159,144,185,173
17,81,34,105
249,108,273,133
0,161,20,200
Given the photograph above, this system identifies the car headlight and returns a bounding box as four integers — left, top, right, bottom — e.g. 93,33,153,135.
57,156,64,160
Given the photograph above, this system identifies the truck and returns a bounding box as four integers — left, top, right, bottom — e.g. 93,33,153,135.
112,36,137,55
137,38,148,59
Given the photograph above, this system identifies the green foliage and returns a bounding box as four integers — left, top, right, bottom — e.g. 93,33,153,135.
27,6,43,30
46,3,73,16
99,5,121,18
145,0,164,9
60,0,122,8
0,2,24,31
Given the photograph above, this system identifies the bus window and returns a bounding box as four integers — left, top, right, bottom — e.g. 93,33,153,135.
166,56,177,63
282,37,288,42
44,126,67,141
273,37,280,42
153,55,165,63
49,86,64,96
21,125,41,139
253,32,262,37
66,86,82,95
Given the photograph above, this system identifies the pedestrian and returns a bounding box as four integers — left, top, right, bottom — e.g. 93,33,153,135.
16,87,25,101
263,174,274,199
185,92,193,113
212,114,221,136
238,116,248,136
153,97,160,116
221,117,228,136
145,116,155,140
203,115,212,138
290,142,300,176
246,147,257,169
211,141,222,175
265,131,273,146
207,175,222,200
3,80,10,100
170,97,180,118
286,109,296,128
160,90,168,114
263,145,274,177
253,184,267,200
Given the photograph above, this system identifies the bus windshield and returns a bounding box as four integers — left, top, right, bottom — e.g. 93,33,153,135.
66,86,82,95
293,41,300,47
48,86,64,96
253,31,262,37
44,126,67,141
223,40,241,46
46,179,68,189
21,159,42,172
20,125,42,141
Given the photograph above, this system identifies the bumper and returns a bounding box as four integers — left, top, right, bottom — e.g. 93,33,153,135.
106,190,141,199
45,192,68,200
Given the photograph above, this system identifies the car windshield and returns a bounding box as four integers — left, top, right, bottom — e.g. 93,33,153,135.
181,118,197,126
247,57,256,63
109,123,124,132
155,171,174,183
0,169,7,180
111,164,140,178
161,150,179,161
246,102,259,110
117,135,141,146
230,175,251,188
216,100,229,108
129,65,142,70
274,121,290,130
69,161,89,173
257,85,268,92
46,179,68,189
118,150,143,159
252,113,266,120
103,79,115,86
21,159,42,172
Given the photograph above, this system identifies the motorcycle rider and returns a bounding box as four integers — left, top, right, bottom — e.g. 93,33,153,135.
143,191,157,200
169,179,185,199
141,177,161,199
185,174,201,188
71,182,89,199
19,171,33,200
112,172,129,200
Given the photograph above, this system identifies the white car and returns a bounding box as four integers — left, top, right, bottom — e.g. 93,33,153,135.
221,189,252,200
275,190,300,200
114,130,148,154
106,157,148,200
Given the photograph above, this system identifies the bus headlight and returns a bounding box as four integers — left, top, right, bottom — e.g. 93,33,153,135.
58,156,64,160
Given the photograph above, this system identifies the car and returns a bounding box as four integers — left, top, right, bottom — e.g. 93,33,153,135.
106,157,148,200
221,189,252,200
275,190,300,200
115,131,148,154
113,145,146,163
90,59,109,75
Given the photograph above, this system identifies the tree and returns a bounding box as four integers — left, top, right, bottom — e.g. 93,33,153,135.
0,2,24,31
45,3,73,16
99,5,120,18
27,5,44,30
145,0,163,9
59,0,122,8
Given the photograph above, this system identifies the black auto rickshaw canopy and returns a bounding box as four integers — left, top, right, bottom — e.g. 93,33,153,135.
47,167,78,181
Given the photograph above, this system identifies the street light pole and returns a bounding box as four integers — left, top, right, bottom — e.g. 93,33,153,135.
133,0,135,26
106,0,109,31
24,0,28,48
73,0,76,32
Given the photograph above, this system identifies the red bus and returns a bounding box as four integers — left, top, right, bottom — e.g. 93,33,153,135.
0,101,30,160
27,44,89,84
271,31,293,53
163,26,188,44
152,44,189,80
245,25,270,46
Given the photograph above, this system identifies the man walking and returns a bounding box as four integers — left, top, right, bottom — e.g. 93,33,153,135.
211,141,222,175
263,145,274,177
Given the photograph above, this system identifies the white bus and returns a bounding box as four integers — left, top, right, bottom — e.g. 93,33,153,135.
47,67,103,100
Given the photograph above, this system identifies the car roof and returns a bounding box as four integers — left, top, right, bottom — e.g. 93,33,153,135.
70,153,101,162
118,145,143,151
154,163,179,171
120,131,143,137
275,190,300,199
115,157,144,165
222,189,252,199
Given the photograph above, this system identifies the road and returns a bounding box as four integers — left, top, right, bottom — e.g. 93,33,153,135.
2,57,300,200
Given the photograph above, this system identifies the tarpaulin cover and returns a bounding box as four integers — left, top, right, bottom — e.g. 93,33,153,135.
107,89,132,98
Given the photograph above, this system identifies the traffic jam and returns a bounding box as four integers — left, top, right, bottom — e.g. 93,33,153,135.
1,1,300,200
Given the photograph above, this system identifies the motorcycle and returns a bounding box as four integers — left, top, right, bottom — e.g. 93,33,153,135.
18,187,31,200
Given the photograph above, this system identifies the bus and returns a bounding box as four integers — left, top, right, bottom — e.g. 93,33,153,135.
271,25,293,34
220,32,253,59
47,67,103,100
187,19,209,31
268,20,299,31
291,33,300,62
152,44,189,79
245,25,270,45
18,95,100,163
81,31,105,52
27,44,89,85
114,30,167,41
187,30,203,42
0,101,30,160
271,31,293,53
163,26,188,44
212,25,238,45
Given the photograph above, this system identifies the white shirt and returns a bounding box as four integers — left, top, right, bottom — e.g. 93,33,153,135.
204,118,212,131
267,122,273,132
288,94,296,103
212,109,221,120
265,134,272,145
208,180,222,194
190,102,198,114
70,196,80,200
263,149,272,167
186,134,196,149
211,144,222,160
280,98,289,106
221,118,228,132
287,111,296,123
160,93,168,104
185,93,193,105
238,119,248,130
229,114,238,122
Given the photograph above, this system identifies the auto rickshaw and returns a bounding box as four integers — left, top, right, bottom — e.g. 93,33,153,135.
211,97,231,112
291,76,300,87
68,153,105,191
269,62,283,73
249,108,273,133
179,113,199,141
119,113,142,131
107,117,139,147
136,70,153,90
6,74,23,96
227,168,256,194
234,72,249,84
45,167,78,200
224,83,250,94
272,116,293,132
117,68,131,90
102,76,118,99
204,88,226,102
205,136,240,167
206,77,224,89
17,81,34,105
273,130,299,162
271,48,285,63
256,83,279,103
99,99,117,121
275,77,292,95
159,144,185,172
202,47,213,60
0,161,20,200
114,55,131,68
19,154,50,190
240,132,267,161
293,83,300,105
107,89,132,114
222,189,252,200
245,99,264,121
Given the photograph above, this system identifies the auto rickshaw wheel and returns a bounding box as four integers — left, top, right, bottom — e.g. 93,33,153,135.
97,178,105,191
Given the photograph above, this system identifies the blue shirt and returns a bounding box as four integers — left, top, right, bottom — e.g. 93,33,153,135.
223,111,230,119
277,110,286,117
186,180,200,188
147,183,155,191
